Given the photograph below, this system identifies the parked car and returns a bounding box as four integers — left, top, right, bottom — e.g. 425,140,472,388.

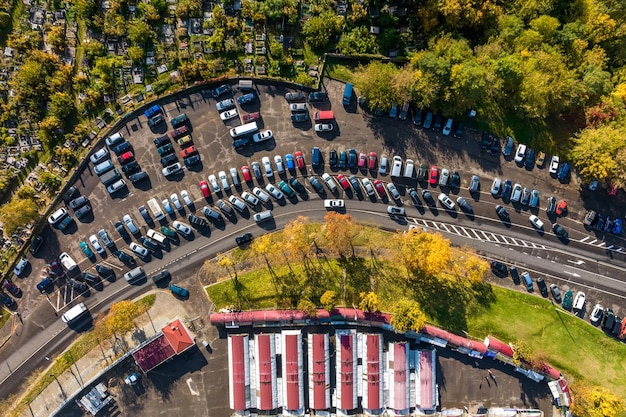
514,144,527,163
562,290,574,310
422,190,436,206
550,284,562,303
438,193,455,210
590,304,603,325
549,156,560,174
236,233,253,246
170,284,189,298
172,220,192,236
495,205,510,221
529,215,544,229
490,261,508,277
536,278,548,297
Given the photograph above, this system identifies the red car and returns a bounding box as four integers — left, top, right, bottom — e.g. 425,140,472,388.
555,200,567,216
170,125,189,139
241,165,252,182
118,151,134,164
337,174,350,190
374,180,386,198
3,280,22,297
429,165,439,185
295,151,305,169
49,260,63,276
358,153,367,168
199,180,210,198
368,152,377,170
180,145,198,158
242,112,261,123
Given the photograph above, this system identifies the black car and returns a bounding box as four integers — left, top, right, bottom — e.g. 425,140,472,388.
160,153,177,166
348,149,357,168
83,272,101,286
432,114,443,131
63,186,80,204
509,266,521,284
495,205,510,221
550,284,562,303
129,171,148,183
421,190,436,206
70,279,87,292
552,223,569,239
417,164,428,181
235,232,253,246
612,317,623,336
453,123,464,138
115,221,130,240
153,135,170,147
152,270,171,284
157,143,173,155
449,171,460,188
602,308,615,331
536,277,548,297
480,132,492,149
490,136,500,155
329,150,338,168
291,113,310,123
457,197,473,212
525,149,536,169
184,155,201,167
111,141,131,155
188,214,209,228
122,160,140,175
29,235,43,255
140,237,160,252
95,264,114,278
490,261,508,277
0,292,15,308
408,188,421,205
289,177,306,194
36,277,54,294
233,137,251,151
69,196,89,211
114,250,136,266
308,92,328,102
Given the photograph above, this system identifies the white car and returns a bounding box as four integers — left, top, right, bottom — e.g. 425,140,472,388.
229,168,240,186
549,155,560,174
573,291,586,311
514,144,527,163
438,193,455,210
13,257,28,276
170,193,183,210
130,242,149,257
89,234,105,254
59,252,78,271
387,206,406,216
404,159,415,178
208,174,220,193
274,155,285,174
241,191,259,206
252,187,270,203
162,163,182,177
379,155,388,175
386,183,401,200
391,155,403,176
439,168,449,186
220,109,238,121
315,123,333,132
90,147,109,164
265,183,284,200
180,190,193,206
491,177,501,195
162,198,173,214
261,156,273,178
590,304,603,324
324,199,345,209
252,130,273,143
362,178,375,196
172,220,192,236
122,214,139,234
529,214,544,229
229,195,246,212
442,118,453,136
321,173,338,191
218,171,230,190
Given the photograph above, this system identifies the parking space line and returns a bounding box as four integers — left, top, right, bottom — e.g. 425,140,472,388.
531,242,538,248
580,236,590,242
588,239,597,244
450,225,460,234
521,240,529,247
500,236,509,244
597,242,606,247
441,224,450,232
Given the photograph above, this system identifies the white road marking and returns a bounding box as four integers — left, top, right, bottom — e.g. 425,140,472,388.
580,236,590,242
186,378,200,396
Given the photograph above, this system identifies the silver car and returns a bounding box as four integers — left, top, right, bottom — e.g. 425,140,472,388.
386,183,401,200
262,156,273,178
265,184,284,200
122,214,139,234
379,155,388,175
438,193,455,210
229,195,246,212
510,183,523,202
274,155,285,174
219,171,230,190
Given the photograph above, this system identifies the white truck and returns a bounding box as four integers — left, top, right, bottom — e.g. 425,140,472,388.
147,198,165,221
62,303,88,324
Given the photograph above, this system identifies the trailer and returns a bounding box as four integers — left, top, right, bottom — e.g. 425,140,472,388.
147,198,165,221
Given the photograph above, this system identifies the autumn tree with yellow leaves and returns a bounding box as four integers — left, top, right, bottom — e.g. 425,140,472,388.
323,212,356,257
390,299,427,333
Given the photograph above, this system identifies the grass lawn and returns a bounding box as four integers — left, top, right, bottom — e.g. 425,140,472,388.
206,263,626,398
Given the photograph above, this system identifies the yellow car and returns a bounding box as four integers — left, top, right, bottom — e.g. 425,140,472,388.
177,135,192,147
536,151,546,167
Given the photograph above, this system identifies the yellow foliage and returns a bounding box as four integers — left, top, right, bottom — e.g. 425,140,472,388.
359,292,380,312
571,383,625,417
390,299,427,333
284,216,312,260
324,212,355,257
320,290,337,311
393,229,451,277
448,246,488,283
106,300,138,336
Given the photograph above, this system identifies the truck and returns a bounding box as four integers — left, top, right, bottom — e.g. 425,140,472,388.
147,198,165,221
99,168,121,186
62,303,88,324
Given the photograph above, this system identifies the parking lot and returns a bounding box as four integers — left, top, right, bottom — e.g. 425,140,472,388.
14,78,624,320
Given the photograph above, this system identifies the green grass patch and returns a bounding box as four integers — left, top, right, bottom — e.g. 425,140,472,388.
0,307,10,329
325,60,359,84
135,293,156,313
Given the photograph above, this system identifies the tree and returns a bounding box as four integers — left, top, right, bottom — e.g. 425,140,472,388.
392,229,451,278
48,92,74,120
355,61,399,111
259,0,298,23
128,46,145,63
337,26,379,55
46,24,66,53
323,212,355,257
570,384,625,417
128,19,153,45
302,11,343,49
0,198,39,235
39,171,62,192
320,290,337,311
106,300,139,337
176,0,203,18
297,298,317,317
448,247,488,283
0,11,11,30
390,299,426,333
569,124,626,183
359,292,380,312
283,216,313,262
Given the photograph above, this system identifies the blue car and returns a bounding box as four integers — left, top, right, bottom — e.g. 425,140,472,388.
285,154,295,170
389,105,398,118
338,151,347,169
36,277,53,294
501,180,512,199
348,149,357,168
144,104,162,118
557,162,570,180
80,241,94,258
211,84,231,98
612,219,622,235
170,284,189,298
237,93,256,105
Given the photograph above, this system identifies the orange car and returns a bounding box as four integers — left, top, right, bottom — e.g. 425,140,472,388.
180,145,198,158
555,200,568,216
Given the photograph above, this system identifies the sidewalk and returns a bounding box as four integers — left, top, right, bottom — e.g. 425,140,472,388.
17,291,190,417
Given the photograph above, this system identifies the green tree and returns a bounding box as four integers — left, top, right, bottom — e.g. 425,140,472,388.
128,45,145,63
48,92,74,120
355,61,399,111
320,290,337,311
297,298,318,317
337,26,379,55
570,124,626,183
176,0,203,18
83,40,106,61
390,299,427,333
359,292,380,313
0,199,39,236
39,171,62,192
0,11,11,30
128,19,153,45
75,0,97,23
302,11,344,49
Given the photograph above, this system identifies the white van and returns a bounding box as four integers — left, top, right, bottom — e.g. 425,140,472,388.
105,132,124,147
146,229,167,245
230,122,258,138
106,179,126,194
253,210,273,223
59,252,78,271
404,159,414,178
62,303,88,324
391,156,403,177
124,266,145,283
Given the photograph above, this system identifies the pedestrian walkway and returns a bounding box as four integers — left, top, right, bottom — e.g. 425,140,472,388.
16,291,190,417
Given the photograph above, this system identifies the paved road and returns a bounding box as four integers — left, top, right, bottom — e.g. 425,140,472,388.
2,79,626,399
